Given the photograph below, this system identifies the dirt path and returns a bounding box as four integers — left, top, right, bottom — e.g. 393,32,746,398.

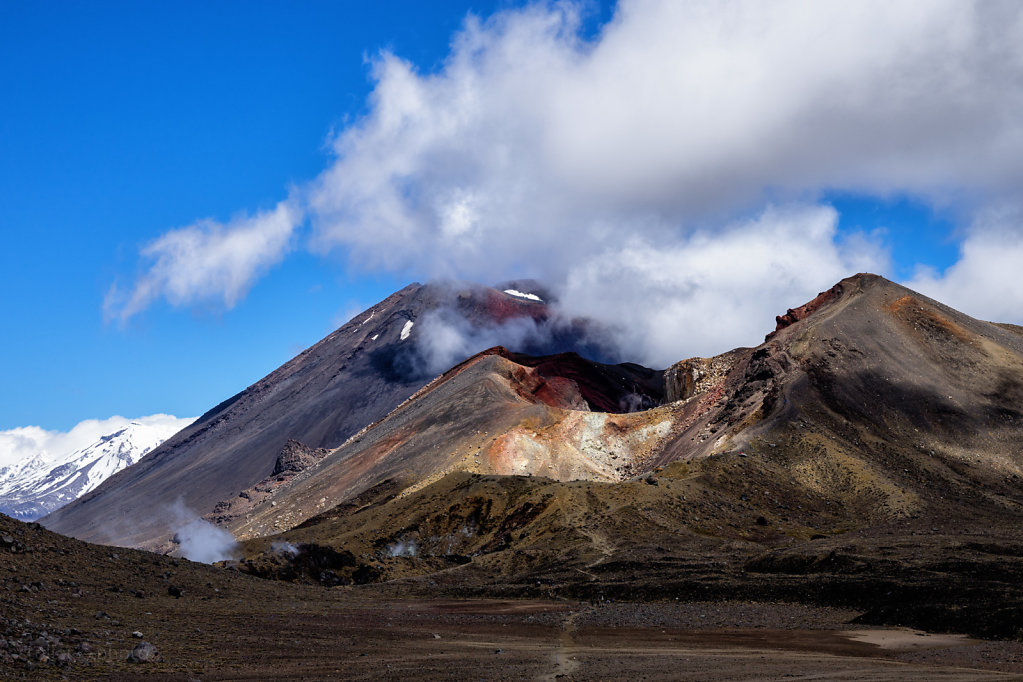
582,528,616,565
542,608,583,681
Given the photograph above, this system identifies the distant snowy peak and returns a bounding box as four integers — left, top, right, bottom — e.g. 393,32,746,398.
0,417,194,521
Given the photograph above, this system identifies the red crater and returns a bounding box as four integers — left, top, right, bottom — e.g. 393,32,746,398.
769,282,843,338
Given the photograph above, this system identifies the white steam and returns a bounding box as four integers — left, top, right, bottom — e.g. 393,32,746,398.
385,539,418,558
169,501,238,563
417,309,549,374
271,540,300,557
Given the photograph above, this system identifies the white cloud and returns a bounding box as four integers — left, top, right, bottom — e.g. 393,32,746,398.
308,0,1023,279
297,0,1022,362
558,204,887,366
114,0,1023,359
106,200,301,321
907,207,1023,324
0,414,195,470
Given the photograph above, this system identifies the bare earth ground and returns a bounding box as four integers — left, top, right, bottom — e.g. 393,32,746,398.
22,593,1023,680
6,514,1023,680
103,596,1023,681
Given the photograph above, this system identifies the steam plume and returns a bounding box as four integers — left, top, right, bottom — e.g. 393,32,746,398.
169,501,238,563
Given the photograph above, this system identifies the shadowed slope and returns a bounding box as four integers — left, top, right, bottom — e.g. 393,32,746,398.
7,510,1023,679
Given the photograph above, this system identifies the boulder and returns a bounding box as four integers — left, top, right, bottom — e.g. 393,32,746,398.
126,641,160,663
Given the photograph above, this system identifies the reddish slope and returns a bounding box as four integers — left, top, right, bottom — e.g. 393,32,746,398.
212,347,667,542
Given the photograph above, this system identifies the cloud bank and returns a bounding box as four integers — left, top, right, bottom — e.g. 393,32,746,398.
0,414,195,469
113,0,1023,365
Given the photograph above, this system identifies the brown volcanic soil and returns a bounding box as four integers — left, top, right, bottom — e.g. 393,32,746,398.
233,457,1023,641
5,514,1023,681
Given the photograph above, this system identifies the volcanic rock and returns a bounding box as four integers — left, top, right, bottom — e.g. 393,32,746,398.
126,641,159,663
43,282,608,550
218,346,667,540
272,440,330,476
20,273,1023,671
203,274,1023,547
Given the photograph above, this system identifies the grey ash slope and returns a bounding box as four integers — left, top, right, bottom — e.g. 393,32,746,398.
42,284,423,547
42,282,571,549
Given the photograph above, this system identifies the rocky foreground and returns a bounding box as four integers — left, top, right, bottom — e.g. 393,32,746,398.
6,510,1023,680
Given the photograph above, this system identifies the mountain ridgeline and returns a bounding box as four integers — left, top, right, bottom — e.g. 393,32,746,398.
41,282,623,549
0,420,190,521
217,273,1023,642
221,273,1023,556
42,276,1023,583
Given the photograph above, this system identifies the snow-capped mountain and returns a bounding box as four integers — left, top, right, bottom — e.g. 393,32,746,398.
0,418,194,521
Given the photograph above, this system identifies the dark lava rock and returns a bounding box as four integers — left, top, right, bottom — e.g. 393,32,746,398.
168,585,183,598
126,641,160,663
272,440,330,476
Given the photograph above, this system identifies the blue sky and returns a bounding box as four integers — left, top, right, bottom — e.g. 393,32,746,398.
1,1,520,430
3,1,1022,435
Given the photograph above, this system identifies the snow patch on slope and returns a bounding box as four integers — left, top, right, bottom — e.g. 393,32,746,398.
400,319,414,341
503,289,543,302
